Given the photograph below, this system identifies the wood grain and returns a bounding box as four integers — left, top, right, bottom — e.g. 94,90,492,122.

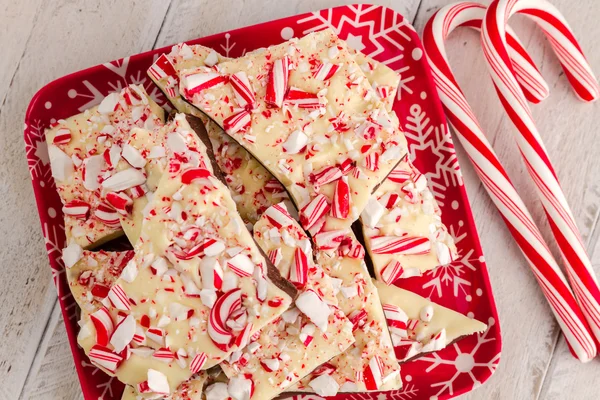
3,0,599,399
0,1,171,399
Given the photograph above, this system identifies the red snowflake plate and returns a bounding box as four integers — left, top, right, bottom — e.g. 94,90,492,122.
24,4,501,400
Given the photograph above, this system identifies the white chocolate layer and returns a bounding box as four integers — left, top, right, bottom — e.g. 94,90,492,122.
179,29,408,233
374,280,487,361
219,203,354,400
78,113,293,396
45,85,165,248
290,233,402,392
362,158,458,281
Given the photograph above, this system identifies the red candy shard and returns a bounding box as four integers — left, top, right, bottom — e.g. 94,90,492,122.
299,194,330,230
370,235,431,255
289,247,309,289
331,176,350,219
265,56,290,108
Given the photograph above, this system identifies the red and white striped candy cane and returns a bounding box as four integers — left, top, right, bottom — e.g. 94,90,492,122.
481,0,600,350
423,2,597,361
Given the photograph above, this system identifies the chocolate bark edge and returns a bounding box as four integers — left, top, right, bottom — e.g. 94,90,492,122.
186,113,298,301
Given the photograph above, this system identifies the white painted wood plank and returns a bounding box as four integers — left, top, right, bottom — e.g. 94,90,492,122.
0,1,172,399
0,0,41,106
20,305,83,400
413,1,600,399
154,0,422,48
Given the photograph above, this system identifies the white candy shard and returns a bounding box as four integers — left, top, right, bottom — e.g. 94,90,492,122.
101,168,146,191
122,144,146,168
48,145,74,182
98,93,120,114
308,374,340,396
62,242,83,268
361,196,385,228
228,375,253,400
295,289,330,332
120,259,138,283
283,130,308,154
205,382,229,400
147,368,170,395
110,314,136,352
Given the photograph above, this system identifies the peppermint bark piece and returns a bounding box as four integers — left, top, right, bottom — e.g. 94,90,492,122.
374,280,487,361
149,43,288,224
78,120,295,396
65,250,134,315
46,85,165,248
179,29,408,234
361,158,458,283
219,203,354,400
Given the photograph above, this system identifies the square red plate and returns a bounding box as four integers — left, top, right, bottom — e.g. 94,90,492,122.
24,4,501,400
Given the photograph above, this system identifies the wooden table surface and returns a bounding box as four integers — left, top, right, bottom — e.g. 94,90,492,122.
1,0,599,399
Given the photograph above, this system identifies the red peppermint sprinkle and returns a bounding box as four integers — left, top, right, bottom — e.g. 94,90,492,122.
265,56,290,108
299,194,330,230
62,199,90,219
370,236,431,255
331,176,350,219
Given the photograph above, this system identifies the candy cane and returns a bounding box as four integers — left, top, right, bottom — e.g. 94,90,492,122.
423,2,597,361
481,0,600,348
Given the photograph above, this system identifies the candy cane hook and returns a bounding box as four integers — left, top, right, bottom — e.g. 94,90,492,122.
423,1,597,361
482,0,600,350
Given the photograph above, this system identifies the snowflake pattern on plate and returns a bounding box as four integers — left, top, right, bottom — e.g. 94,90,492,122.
23,4,500,400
